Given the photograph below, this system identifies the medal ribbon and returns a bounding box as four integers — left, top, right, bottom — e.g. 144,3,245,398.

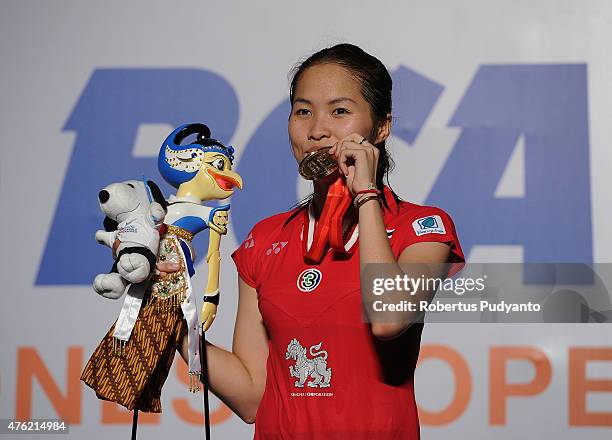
305,176,352,264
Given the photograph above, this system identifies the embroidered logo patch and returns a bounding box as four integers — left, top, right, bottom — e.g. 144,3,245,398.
286,338,332,388
296,268,322,292
412,215,446,236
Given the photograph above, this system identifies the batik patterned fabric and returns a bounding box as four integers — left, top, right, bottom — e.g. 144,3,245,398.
81,226,195,412
80,295,186,412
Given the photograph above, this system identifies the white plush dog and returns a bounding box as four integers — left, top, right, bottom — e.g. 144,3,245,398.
93,180,167,299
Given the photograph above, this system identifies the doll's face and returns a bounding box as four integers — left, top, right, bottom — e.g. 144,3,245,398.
98,181,149,223
288,63,382,163
183,151,242,201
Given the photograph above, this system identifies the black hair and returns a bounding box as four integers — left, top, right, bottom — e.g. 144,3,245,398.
288,43,402,214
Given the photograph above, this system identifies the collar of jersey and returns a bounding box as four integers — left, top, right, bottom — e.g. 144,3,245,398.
381,185,400,215
298,185,398,253
299,199,359,255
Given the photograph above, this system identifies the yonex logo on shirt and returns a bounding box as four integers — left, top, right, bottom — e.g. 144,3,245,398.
265,241,288,255
296,268,322,292
243,233,255,249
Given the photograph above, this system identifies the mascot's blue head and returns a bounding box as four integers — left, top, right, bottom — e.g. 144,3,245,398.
158,123,236,188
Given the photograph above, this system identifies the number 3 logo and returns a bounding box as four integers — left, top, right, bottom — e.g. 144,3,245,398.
297,268,323,293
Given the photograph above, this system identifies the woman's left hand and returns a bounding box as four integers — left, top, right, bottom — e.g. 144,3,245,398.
329,133,379,195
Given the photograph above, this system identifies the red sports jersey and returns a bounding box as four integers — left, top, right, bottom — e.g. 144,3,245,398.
231,186,465,439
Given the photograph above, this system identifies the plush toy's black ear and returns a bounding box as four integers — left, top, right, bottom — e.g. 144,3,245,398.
103,216,118,232
147,180,168,211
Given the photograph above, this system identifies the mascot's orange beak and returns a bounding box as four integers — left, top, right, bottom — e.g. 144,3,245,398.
206,168,243,191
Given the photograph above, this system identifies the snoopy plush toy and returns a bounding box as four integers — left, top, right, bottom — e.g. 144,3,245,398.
93,179,167,299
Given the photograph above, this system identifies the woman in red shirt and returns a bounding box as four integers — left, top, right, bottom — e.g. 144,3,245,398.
180,43,465,439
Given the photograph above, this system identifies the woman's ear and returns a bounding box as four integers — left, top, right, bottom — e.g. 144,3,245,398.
374,114,392,144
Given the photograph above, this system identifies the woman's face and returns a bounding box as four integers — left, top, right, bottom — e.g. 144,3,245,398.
288,63,379,164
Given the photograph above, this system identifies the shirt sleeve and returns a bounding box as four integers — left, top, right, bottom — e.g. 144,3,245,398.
231,227,259,289
394,207,466,277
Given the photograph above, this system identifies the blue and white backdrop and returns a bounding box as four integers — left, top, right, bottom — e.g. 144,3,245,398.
1,1,611,438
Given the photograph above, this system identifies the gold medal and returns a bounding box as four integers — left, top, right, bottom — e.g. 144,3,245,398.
298,147,338,180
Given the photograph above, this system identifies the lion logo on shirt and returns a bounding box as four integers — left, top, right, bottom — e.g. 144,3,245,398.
285,338,332,388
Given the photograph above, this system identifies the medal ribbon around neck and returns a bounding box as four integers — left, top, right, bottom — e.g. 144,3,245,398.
299,148,353,264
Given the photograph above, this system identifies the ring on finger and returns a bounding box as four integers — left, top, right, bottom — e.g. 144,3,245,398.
359,137,367,145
